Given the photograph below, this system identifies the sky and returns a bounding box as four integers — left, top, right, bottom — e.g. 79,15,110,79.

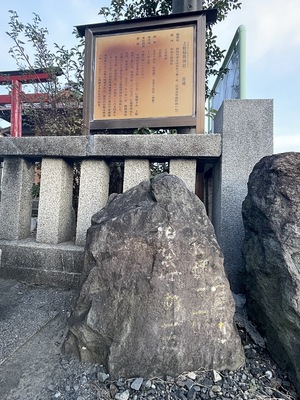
0,0,299,154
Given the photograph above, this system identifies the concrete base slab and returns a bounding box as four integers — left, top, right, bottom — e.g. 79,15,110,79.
0,238,84,289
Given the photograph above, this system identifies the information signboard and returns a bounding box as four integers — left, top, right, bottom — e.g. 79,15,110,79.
94,26,194,120
77,10,217,133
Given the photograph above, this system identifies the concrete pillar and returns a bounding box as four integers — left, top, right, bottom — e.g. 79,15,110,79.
169,159,196,193
123,159,150,192
0,157,34,240
212,99,273,293
75,160,110,246
36,158,75,244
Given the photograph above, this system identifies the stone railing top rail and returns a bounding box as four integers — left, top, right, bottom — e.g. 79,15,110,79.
0,134,221,159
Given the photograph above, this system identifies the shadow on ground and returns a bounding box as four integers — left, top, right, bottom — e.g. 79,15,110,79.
0,278,75,399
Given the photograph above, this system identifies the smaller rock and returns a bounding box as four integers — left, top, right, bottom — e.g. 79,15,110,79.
115,389,130,400
187,387,197,400
211,385,222,393
241,373,247,382
116,378,125,388
47,384,56,391
185,379,194,390
131,377,143,391
213,370,223,382
109,384,119,398
202,378,213,387
177,389,188,400
98,372,110,383
265,370,273,380
187,372,197,381
144,379,152,389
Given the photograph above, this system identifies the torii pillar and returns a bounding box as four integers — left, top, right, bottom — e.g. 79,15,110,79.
0,68,62,137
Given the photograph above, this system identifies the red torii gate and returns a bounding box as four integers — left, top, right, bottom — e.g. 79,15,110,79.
0,68,62,137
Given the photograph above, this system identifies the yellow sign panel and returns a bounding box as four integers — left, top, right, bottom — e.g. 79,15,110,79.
94,26,194,120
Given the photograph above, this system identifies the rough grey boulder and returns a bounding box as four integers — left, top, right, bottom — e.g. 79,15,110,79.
242,152,300,395
65,174,244,378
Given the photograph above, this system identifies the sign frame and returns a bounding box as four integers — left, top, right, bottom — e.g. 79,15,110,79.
77,10,217,134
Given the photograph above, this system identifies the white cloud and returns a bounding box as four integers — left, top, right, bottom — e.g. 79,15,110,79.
213,0,300,67
252,0,300,60
274,134,300,154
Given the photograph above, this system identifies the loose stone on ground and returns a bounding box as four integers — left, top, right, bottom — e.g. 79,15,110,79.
48,327,298,400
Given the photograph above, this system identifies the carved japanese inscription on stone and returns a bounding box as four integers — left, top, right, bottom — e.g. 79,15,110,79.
94,26,195,120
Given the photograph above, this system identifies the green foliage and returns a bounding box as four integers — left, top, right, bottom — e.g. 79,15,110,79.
205,107,218,119
133,127,177,135
31,183,40,198
99,0,172,20
6,10,84,136
99,0,242,98
150,161,169,177
99,0,241,22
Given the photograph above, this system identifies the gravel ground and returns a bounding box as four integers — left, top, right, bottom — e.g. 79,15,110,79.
47,327,299,400
0,278,298,400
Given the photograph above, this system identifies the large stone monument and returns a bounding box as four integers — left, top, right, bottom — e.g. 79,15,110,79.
243,152,300,395
65,174,244,378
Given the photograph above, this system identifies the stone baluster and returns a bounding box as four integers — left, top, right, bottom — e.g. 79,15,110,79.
169,159,196,193
0,157,34,240
36,158,75,244
123,159,150,192
75,159,110,246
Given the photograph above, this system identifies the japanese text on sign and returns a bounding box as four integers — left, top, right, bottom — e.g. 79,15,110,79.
94,26,194,120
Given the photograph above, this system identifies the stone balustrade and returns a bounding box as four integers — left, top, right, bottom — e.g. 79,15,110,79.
0,133,221,288
0,100,274,292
